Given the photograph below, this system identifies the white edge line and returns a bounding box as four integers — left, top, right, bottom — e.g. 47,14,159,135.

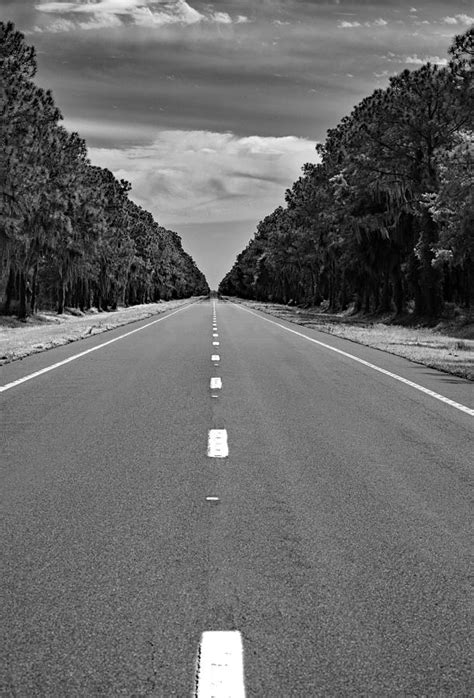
231,302,474,417
0,303,194,393
196,630,245,698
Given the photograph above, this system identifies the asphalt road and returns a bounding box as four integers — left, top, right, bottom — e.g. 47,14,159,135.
1,298,472,696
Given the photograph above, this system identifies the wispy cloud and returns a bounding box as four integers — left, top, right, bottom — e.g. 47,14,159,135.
405,54,448,65
209,11,232,25
442,14,474,25
384,51,448,66
337,20,361,28
338,17,389,29
35,0,248,31
88,130,318,224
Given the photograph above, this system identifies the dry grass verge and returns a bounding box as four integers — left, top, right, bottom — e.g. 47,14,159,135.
231,299,474,381
0,299,197,365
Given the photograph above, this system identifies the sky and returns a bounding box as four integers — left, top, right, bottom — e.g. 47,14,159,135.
3,1,473,288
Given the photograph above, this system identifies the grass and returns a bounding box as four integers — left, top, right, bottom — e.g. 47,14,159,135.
231,299,474,381
0,299,195,365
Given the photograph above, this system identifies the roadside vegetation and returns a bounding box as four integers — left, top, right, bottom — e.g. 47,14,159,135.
219,30,473,324
0,22,209,321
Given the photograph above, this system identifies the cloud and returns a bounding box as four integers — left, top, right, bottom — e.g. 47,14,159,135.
442,14,474,25
209,11,232,25
87,130,318,225
404,54,448,66
337,20,361,28
35,17,76,31
35,0,250,31
339,17,389,29
38,0,137,10
79,11,124,30
384,51,448,66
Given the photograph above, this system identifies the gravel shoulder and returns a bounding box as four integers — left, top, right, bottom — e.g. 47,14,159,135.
0,299,199,366
229,298,474,381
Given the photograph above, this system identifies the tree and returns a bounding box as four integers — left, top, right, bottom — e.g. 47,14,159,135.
1,22,209,316
220,30,473,319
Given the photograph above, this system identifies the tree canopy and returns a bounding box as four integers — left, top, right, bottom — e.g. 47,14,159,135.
219,29,473,319
0,22,209,319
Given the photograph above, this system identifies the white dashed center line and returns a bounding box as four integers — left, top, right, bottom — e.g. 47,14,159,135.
213,333,218,337
211,354,220,362
210,377,222,390
207,429,228,457
213,341,220,346
196,631,245,697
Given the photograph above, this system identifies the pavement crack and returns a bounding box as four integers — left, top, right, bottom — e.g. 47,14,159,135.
147,640,158,693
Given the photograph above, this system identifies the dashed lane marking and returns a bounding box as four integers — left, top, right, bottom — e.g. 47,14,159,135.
210,377,222,390
211,354,220,362
232,303,474,417
0,304,194,394
205,496,220,502
213,333,219,337
213,341,220,346
207,429,228,457
195,630,245,697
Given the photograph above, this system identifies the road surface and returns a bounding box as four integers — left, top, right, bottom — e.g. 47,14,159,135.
1,298,472,695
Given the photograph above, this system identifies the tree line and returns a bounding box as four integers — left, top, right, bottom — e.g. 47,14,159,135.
219,30,473,319
0,22,209,319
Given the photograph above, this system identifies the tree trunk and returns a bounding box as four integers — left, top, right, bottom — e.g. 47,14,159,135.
3,266,15,314
57,280,65,314
391,264,404,316
417,211,442,317
30,264,38,314
379,267,391,312
460,260,472,308
18,271,27,320
363,287,370,313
